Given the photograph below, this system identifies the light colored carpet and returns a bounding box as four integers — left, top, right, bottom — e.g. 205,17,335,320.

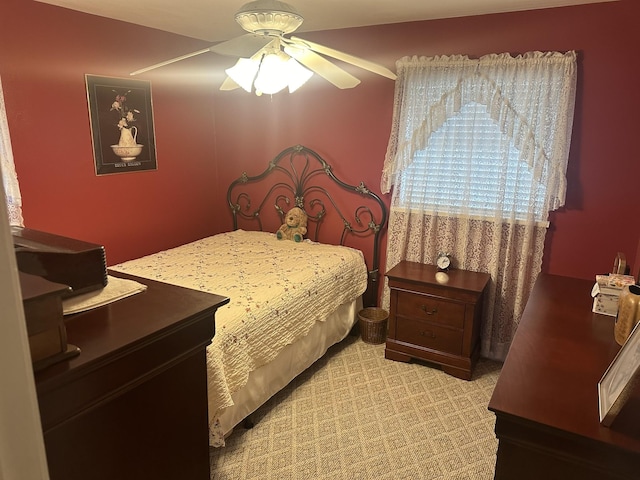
210,334,502,479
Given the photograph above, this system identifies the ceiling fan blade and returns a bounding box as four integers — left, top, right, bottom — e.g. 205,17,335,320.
210,34,276,58
289,36,397,80
283,45,360,89
220,76,241,91
130,36,276,76
130,47,214,76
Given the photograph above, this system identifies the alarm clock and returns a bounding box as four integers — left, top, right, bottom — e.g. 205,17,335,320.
436,252,451,271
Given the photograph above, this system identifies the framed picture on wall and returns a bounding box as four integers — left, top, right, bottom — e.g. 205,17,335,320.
598,320,640,427
85,74,157,175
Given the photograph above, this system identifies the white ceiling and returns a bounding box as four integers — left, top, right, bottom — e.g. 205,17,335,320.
36,0,616,43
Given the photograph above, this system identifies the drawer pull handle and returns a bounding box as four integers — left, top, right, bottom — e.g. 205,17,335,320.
420,330,436,339
420,305,437,315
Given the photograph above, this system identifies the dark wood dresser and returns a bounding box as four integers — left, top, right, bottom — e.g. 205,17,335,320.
385,261,490,380
34,272,229,480
488,274,640,479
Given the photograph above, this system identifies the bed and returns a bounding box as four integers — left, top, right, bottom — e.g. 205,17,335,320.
110,145,387,446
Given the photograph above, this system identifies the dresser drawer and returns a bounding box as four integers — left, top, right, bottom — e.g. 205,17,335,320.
396,317,463,355
396,291,465,329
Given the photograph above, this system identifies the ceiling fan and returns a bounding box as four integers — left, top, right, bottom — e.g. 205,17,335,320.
130,0,396,95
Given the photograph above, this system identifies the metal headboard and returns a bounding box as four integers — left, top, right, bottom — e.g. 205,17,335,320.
227,145,388,307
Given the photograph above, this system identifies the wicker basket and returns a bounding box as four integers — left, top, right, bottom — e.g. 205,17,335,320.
358,307,389,344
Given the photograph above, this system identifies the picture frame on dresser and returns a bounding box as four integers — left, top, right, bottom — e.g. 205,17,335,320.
598,320,640,427
85,74,157,176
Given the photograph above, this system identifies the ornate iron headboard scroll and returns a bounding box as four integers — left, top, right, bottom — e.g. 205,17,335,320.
227,145,387,307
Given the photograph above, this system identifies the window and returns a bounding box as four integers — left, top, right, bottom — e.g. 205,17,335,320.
397,102,548,222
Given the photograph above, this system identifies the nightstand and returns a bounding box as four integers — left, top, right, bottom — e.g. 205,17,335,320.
385,261,490,380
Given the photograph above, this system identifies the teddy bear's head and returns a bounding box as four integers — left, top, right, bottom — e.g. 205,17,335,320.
285,207,307,229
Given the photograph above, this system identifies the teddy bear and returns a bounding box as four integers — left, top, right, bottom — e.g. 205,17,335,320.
276,207,308,242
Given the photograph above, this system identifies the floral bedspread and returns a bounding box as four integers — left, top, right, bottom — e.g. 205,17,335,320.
110,230,367,442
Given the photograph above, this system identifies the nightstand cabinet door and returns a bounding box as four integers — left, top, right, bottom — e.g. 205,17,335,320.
385,261,490,380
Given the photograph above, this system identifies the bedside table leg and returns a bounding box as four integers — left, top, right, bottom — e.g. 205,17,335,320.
385,348,412,363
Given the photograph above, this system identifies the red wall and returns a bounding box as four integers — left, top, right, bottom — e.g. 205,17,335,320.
0,0,218,265
1,0,639,284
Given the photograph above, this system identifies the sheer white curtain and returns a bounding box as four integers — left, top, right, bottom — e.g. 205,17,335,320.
0,77,48,479
0,76,23,227
381,52,576,361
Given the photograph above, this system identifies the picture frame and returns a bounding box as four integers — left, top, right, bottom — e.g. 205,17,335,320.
598,319,640,426
85,75,157,175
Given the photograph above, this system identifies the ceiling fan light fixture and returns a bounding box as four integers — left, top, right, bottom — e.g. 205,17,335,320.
224,51,313,95
225,57,260,92
235,0,303,36
254,52,292,95
286,58,313,93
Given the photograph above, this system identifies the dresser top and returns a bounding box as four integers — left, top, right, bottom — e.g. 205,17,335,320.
489,273,640,452
34,272,229,384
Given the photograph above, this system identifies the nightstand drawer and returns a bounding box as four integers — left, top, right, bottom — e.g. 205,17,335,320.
396,318,463,355
396,291,465,329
